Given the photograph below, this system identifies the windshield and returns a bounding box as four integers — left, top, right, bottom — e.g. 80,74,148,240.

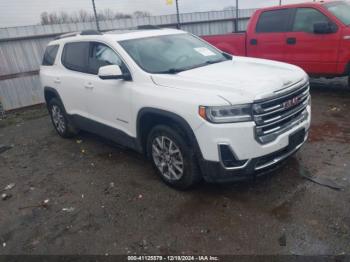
324,1,350,26
119,33,229,74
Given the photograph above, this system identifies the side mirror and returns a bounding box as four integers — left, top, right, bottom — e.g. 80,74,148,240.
313,22,337,34
98,65,131,80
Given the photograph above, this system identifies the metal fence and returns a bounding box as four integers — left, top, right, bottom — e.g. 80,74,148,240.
0,9,256,111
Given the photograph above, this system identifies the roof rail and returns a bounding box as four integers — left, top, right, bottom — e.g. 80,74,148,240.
54,32,79,40
137,25,161,30
54,30,102,40
80,30,102,35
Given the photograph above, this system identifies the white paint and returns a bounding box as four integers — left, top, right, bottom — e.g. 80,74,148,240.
40,29,311,164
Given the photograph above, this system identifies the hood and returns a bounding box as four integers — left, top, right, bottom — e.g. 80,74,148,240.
151,56,307,104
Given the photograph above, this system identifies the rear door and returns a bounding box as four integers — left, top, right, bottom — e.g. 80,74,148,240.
59,41,90,117
247,9,293,62
284,7,340,75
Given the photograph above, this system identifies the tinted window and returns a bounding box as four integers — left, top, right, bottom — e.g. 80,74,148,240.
42,45,59,66
293,8,330,33
88,42,124,75
256,9,291,33
62,42,89,73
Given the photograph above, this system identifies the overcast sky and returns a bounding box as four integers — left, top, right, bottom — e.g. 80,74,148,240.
0,0,315,28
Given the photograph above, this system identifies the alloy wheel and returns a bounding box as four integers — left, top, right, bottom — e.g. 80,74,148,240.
152,136,184,181
51,105,66,134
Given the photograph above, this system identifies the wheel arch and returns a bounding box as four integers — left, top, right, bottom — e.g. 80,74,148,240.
44,86,63,106
136,108,202,157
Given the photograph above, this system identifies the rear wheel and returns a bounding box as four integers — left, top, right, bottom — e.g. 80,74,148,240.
147,125,201,190
48,98,78,138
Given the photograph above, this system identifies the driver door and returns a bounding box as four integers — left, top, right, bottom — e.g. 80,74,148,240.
84,42,133,137
285,7,341,74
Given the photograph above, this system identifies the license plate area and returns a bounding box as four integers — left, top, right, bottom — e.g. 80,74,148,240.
288,128,306,150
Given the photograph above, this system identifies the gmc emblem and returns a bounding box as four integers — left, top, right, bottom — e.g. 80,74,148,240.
283,97,299,109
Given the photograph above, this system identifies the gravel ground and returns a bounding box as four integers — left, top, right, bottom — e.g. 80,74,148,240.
0,79,349,255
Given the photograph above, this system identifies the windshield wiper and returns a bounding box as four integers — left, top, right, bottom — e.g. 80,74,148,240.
155,59,227,75
204,59,226,65
156,68,185,74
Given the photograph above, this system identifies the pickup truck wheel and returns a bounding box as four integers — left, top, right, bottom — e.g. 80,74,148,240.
147,125,201,190
48,98,78,138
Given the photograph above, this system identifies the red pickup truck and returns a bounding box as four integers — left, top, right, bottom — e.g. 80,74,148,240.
203,1,350,86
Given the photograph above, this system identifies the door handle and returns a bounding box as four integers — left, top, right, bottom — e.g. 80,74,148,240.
84,82,94,90
250,39,258,45
54,78,61,84
286,37,296,45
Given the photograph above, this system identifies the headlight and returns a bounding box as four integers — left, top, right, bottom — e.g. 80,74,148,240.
199,104,253,123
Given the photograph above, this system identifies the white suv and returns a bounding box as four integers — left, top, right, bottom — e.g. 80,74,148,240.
40,29,311,189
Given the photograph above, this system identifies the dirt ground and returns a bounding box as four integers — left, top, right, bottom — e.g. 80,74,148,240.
0,78,349,255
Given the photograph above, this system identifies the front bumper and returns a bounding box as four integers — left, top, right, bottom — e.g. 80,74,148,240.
194,105,311,161
198,129,308,183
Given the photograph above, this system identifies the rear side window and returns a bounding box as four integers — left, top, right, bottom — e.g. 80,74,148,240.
42,45,59,66
62,42,90,73
256,9,291,33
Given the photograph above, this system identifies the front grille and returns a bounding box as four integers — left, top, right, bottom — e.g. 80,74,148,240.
253,82,310,144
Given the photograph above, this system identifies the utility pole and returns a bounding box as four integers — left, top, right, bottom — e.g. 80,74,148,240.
92,0,100,31
235,0,239,32
279,0,282,5
175,0,181,29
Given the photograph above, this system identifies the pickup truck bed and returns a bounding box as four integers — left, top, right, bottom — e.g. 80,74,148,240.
202,33,247,57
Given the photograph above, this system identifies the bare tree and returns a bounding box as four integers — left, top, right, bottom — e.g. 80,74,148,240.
114,12,132,19
78,10,90,22
223,6,236,11
39,8,142,25
133,11,151,18
58,11,70,24
40,12,50,25
48,12,59,24
101,8,114,20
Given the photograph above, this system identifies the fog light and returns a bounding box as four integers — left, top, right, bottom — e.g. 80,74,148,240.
219,144,248,168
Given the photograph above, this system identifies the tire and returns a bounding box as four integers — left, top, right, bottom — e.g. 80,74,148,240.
48,98,78,138
147,125,202,190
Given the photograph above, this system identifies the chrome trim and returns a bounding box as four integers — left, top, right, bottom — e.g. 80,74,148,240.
254,89,309,118
218,143,251,170
253,80,310,144
255,80,308,102
255,132,308,171
256,100,308,128
256,109,309,144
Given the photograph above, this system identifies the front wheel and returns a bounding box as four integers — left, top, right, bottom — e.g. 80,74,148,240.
147,125,201,190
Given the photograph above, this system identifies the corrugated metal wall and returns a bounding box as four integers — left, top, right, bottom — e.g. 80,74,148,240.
0,9,256,111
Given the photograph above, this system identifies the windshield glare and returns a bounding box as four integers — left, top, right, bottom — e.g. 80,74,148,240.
119,34,229,74
325,1,350,25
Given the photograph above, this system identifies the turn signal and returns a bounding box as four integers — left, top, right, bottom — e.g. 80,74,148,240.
199,106,207,120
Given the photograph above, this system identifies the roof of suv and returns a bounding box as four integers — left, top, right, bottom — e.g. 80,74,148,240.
50,28,186,45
